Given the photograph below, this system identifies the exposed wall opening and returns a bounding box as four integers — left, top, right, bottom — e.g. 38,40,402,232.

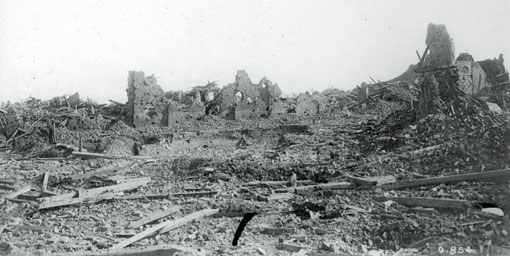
235,91,243,102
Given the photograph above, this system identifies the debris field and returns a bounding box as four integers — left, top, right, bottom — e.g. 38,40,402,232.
1,23,510,256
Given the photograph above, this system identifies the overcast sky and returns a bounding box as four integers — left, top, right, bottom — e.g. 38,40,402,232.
0,0,509,104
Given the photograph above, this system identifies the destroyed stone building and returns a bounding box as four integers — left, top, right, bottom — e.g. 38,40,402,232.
126,71,168,127
216,70,282,120
1,22,510,255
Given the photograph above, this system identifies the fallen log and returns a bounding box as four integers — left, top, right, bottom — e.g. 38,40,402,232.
110,208,218,250
129,205,181,229
39,177,150,209
382,168,510,190
48,244,206,256
374,196,473,210
274,182,351,193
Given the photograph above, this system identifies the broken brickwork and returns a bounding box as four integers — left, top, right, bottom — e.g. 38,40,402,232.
218,70,282,120
477,54,508,85
164,100,205,125
126,71,168,127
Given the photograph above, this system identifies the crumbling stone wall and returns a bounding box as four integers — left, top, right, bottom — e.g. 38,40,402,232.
126,71,168,127
477,54,508,85
424,23,455,66
0,108,19,138
455,53,489,94
218,70,282,120
165,101,205,125
417,23,453,119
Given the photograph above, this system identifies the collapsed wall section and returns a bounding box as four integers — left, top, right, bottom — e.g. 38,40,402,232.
217,70,282,120
165,101,205,125
126,71,168,127
455,53,490,94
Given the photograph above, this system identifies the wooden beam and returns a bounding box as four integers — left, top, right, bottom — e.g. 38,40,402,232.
119,191,218,200
374,196,473,210
39,192,122,209
159,208,219,234
0,184,16,191
110,208,218,250
383,169,510,190
129,206,181,229
48,244,206,256
0,180,15,185
262,193,295,202
274,182,351,193
261,228,296,235
72,152,156,160
241,180,314,187
344,174,377,188
276,243,304,252
39,177,150,209
1,185,32,204
42,172,49,191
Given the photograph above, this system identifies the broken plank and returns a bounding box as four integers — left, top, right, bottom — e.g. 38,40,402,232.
0,180,15,185
42,172,49,191
48,244,206,256
263,193,294,201
129,205,181,229
39,192,122,209
0,184,16,191
118,190,218,200
39,177,150,209
110,208,218,250
78,177,148,198
72,152,156,160
242,180,314,187
1,185,32,204
344,174,377,188
276,243,304,252
261,227,296,235
275,182,351,193
382,168,510,190
159,208,219,234
374,196,473,210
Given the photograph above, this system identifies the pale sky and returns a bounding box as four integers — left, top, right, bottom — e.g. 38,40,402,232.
0,0,509,104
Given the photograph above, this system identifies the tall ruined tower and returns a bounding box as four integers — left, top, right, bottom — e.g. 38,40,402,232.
126,71,168,127
417,23,455,120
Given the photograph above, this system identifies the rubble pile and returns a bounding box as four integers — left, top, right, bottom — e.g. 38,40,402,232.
1,23,510,256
